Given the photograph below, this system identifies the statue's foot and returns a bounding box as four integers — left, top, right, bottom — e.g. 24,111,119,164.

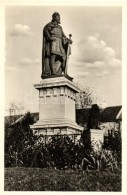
52,73,56,75
41,73,51,79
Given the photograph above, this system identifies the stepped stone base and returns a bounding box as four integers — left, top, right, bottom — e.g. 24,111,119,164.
30,76,83,135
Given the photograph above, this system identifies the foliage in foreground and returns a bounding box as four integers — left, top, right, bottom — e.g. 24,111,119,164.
103,129,122,166
5,112,121,173
81,148,119,172
4,167,121,191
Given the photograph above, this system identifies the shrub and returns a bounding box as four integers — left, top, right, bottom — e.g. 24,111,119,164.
4,112,37,167
45,135,85,169
4,113,121,173
103,130,122,167
81,148,119,172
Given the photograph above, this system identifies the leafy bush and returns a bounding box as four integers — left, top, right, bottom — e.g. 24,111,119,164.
81,148,119,172
103,130,122,167
5,112,37,167
5,113,121,173
31,135,85,169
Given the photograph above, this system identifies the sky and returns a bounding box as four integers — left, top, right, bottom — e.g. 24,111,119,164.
5,6,122,114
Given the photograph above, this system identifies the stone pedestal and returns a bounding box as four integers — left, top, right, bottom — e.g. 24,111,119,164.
30,76,83,135
90,129,104,150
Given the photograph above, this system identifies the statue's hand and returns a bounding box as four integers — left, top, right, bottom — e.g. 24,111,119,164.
67,38,73,44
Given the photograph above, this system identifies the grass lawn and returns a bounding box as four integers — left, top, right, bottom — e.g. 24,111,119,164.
4,167,121,191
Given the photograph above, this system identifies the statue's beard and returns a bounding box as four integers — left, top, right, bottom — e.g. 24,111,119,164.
52,19,61,24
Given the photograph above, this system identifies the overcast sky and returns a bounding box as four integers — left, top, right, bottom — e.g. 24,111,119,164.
5,6,122,114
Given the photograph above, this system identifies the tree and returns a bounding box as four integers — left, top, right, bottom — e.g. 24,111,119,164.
75,84,106,109
76,87,93,109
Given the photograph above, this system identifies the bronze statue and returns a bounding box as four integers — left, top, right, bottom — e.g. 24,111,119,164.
41,12,72,79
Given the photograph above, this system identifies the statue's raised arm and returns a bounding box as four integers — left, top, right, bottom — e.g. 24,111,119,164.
41,12,72,79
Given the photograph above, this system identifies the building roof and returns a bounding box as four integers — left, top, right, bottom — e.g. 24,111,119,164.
4,114,23,127
4,112,39,127
100,106,122,122
116,108,122,120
